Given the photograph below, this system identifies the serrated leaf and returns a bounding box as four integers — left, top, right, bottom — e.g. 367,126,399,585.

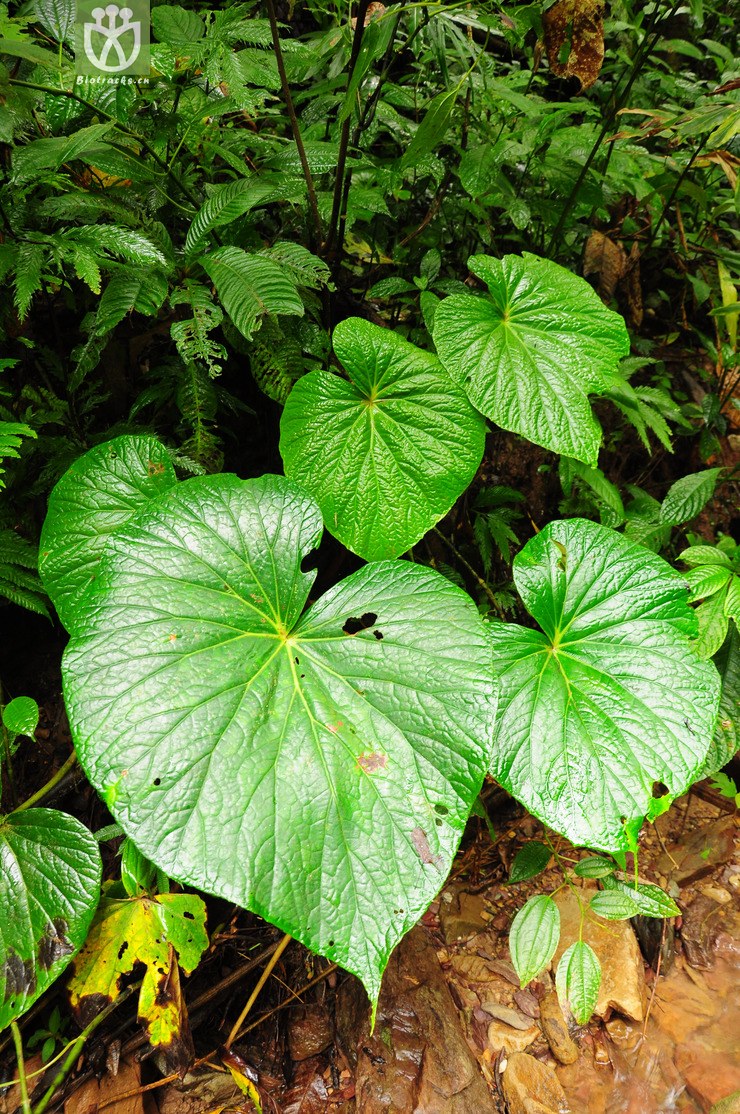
508,840,552,883
202,247,303,341
2,697,39,740
68,889,207,1066
694,591,730,660
683,564,732,602
555,941,601,1024
433,254,630,466
33,0,74,41
589,890,639,919
39,436,177,633
488,519,721,853
96,269,169,333
509,895,560,987
151,4,205,45
724,576,740,625
660,469,723,526
60,473,497,1005
185,178,303,259
701,623,740,776
280,318,485,561
602,876,680,918
256,242,332,290
0,809,101,1032
573,856,616,879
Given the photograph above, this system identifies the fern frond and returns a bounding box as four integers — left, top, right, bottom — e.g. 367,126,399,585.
13,241,45,320
0,529,49,616
256,242,333,290
176,360,222,471
171,282,226,377
246,317,306,403
0,420,36,488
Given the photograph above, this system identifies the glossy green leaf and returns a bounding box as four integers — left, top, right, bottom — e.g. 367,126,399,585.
201,247,304,341
555,941,601,1024
39,435,177,633
509,895,560,987
432,254,630,466
488,519,721,853
280,317,486,561
62,474,497,1005
694,591,729,660
589,890,639,919
697,621,740,778
573,856,616,879
508,840,552,884
2,697,39,741
399,89,458,170
602,876,680,918
151,5,205,45
684,564,732,602
660,468,723,526
0,809,101,1032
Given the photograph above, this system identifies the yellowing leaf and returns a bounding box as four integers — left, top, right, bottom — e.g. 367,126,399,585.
69,890,208,1071
718,260,738,350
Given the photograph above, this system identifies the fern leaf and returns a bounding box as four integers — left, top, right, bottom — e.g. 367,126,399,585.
256,242,333,290
185,178,304,258
201,246,303,341
13,242,45,320
175,360,222,471
95,267,169,332
246,317,306,403
0,420,36,487
170,282,226,377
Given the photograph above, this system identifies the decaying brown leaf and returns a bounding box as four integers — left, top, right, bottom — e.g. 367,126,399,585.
543,0,605,90
583,231,626,301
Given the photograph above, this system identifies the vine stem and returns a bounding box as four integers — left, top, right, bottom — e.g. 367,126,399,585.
31,984,140,1114
264,0,322,249
430,526,503,615
12,750,77,814
325,0,373,256
224,932,292,1049
11,1022,31,1114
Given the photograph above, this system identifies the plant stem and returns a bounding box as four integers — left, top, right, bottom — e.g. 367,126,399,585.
325,0,373,256
12,751,77,814
225,932,292,1049
431,526,503,615
265,0,323,250
11,1022,31,1114
31,984,140,1114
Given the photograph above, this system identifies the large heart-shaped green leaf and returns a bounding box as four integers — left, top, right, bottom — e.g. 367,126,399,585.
39,435,177,633
432,254,630,466
280,318,486,561
62,474,496,1004
488,519,720,852
0,808,101,1032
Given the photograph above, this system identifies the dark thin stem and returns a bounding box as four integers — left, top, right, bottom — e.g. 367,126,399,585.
11,1022,31,1114
641,133,707,257
8,79,199,211
265,0,322,249
325,0,373,256
431,526,503,614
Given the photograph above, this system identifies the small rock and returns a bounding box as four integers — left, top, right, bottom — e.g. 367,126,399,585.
288,1006,334,1062
553,888,644,1021
681,894,725,969
675,1045,740,1112
480,1002,534,1030
451,954,502,983
500,1051,571,1114
439,890,489,942
605,1017,641,1051
652,966,716,1044
655,817,737,885
700,885,732,906
487,1019,540,1055
539,990,578,1064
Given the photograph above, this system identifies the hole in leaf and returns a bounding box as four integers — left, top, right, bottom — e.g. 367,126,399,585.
183,911,194,920
434,803,449,816
373,630,384,640
294,656,300,665
652,782,669,798
342,612,378,635
117,941,129,960
153,778,161,787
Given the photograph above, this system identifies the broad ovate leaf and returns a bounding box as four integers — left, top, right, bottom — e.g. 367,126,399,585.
508,840,551,884
39,435,177,633
432,253,629,466
602,876,680,918
0,808,101,1031
701,623,740,776
555,942,601,1025
62,474,497,1005
2,696,39,741
69,889,207,1071
660,468,723,526
280,317,486,561
488,519,721,852
509,895,560,987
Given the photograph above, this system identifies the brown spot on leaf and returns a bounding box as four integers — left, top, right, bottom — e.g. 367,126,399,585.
2,951,36,1000
543,0,605,89
357,752,388,774
75,991,112,1028
411,827,442,868
147,460,165,477
37,918,74,969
